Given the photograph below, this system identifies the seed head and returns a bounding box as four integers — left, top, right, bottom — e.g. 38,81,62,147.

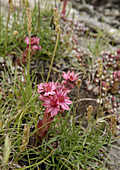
87,105,93,123
54,8,60,34
20,125,30,152
9,0,12,4
9,0,13,13
110,116,117,135
26,8,32,34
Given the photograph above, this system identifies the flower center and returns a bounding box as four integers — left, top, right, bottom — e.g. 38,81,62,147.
46,85,51,92
58,95,64,103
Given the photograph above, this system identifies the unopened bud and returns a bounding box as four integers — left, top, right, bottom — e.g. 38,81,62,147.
76,79,82,87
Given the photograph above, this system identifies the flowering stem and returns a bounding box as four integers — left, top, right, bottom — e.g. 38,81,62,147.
35,112,53,143
26,7,32,85
17,0,21,21
97,59,103,118
37,0,41,32
97,77,102,119
73,84,80,131
27,33,31,82
4,6,11,55
101,88,107,116
99,77,102,114
55,0,57,7
46,32,60,82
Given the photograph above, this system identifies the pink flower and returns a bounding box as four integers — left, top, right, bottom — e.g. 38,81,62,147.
56,82,70,94
62,70,78,81
37,71,76,117
18,36,41,66
38,94,47,101
39,81,72,117
62,80,75,89
25,37,30,44
62,70,78,89
37,82,56,96
25,36,39,45
42,95,60,117
25,36,41,52
32,45,41,51
56,88,72,110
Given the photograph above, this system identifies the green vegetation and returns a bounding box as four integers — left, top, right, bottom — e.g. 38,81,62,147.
0,0,118,169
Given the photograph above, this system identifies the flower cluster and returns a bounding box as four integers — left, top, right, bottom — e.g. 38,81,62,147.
37,70,78,117
17,36,41,66
25,36,41,52
62,70,78,89
37,82,72,117
36,70,78,142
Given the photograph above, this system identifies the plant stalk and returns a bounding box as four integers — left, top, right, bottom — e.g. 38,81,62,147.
46,32,60,82
4,7,11,55
27,33,31,83
98,77,102,118
37,0,40,32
